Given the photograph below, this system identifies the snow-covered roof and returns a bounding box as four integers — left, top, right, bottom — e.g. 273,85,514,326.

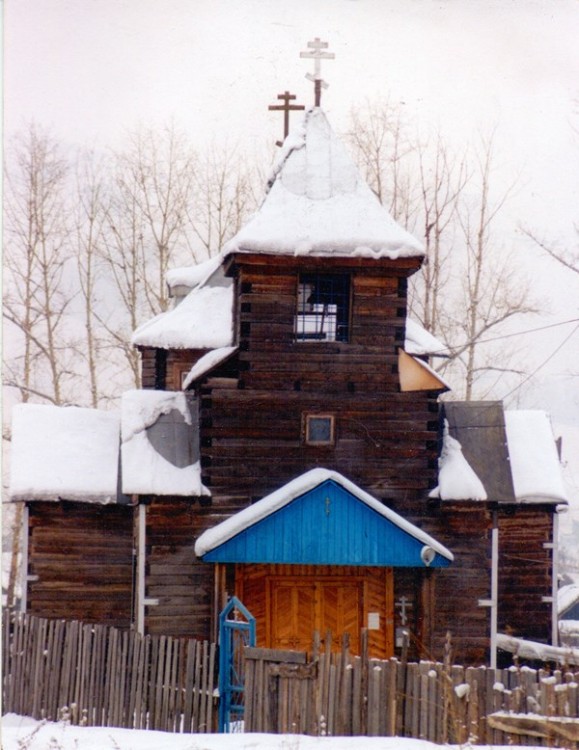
505,410,568,504
430,405,567,504
131,280,234,350
10,404,120,504
195,467,453,561
558,584,579,616
182,346,238,389
405,319,447,357
121,390,209,497
223,108,424,260
166,255,224,296
429,420,487,501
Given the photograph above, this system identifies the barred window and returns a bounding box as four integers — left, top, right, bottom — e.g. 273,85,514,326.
295,273,350,342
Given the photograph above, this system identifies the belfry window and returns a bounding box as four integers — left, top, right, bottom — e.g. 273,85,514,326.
295,273,350,342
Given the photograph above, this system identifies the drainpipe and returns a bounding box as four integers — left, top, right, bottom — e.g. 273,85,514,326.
19,505,29,613
478,510,498,668
490,510,499,669
137,503,146,635
551,509,561,647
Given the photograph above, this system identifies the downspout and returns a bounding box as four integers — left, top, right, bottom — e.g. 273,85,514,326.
19,505,29,613
490,510,499,669
551,509,561,647
137,503,146,635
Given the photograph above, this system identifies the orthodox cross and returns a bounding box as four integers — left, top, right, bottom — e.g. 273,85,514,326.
300,37,335,107
268,91,305,147
395,595,413,626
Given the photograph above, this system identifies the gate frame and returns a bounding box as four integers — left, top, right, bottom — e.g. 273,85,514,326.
218,596,256,732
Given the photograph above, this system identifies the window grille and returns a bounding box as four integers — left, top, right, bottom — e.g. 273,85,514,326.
295,273,350,342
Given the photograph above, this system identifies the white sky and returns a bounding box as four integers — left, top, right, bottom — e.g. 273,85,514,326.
4,0,579,508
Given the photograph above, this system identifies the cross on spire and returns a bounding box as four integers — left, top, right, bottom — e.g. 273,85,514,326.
268,91,305,147
300,37,335,107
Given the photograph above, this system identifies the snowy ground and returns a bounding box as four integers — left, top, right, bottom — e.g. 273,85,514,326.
2,715,544,750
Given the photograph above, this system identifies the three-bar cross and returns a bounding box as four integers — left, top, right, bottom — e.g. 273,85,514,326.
268,91,305,147
300,37,335,106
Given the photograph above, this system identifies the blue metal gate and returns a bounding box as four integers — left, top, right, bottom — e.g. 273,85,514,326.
218,597,256,732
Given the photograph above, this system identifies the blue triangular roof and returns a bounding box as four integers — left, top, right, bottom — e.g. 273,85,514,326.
196,469,452,567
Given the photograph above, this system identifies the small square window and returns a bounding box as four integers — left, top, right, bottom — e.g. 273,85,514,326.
304,414,335,445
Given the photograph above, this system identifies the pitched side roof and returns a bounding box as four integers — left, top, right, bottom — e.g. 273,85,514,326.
121,390,209,497
431,402,567,505
443,401,515,503
10,404,122,504
505,410,568,503
131,261,233,350
223,108,424,260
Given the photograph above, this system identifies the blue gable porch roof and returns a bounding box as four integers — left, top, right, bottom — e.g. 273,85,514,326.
196,469,452,567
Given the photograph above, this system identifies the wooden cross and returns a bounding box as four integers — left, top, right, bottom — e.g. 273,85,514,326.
268,91,305,147
300,37,335,106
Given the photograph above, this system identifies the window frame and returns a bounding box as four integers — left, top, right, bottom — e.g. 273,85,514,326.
303,413,336,446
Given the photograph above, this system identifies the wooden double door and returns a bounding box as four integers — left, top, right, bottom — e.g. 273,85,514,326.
236,564,394,657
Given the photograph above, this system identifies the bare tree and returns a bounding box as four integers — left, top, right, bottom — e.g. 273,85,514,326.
74,152,110,406
347,106,541,400
347,99,418,226
444,137,541,399
3,123,77,405
521,227,579,276
409,135,469,337
189,141,259,256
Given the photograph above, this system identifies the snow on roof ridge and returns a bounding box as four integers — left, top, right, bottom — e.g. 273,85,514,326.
429,420,487,501
165,254,224,294
195,467,454,560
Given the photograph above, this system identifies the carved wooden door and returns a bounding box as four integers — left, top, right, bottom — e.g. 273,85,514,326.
269,577,362,652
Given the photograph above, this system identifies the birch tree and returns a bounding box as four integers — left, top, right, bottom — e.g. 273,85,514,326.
347,106,541,400
3,123,77,405
444,137,541,399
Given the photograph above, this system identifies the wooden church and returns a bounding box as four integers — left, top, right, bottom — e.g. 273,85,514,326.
9,50,568,666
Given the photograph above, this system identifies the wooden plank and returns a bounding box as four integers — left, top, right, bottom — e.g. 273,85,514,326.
245,646,307,663
189,640,201,731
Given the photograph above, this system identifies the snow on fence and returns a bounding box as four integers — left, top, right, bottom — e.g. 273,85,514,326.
2,611,216,733
4,613,579,744
244,632,579,745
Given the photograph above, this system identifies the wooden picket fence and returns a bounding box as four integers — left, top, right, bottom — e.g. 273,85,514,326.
244,632,579,746
2,611,216,733
5,613,579,745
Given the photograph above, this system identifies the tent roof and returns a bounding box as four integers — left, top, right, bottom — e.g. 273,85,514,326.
223,108,424,261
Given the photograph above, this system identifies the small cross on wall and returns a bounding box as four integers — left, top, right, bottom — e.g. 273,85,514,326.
268,91,305,147
300,37,335,107
395,595,413,626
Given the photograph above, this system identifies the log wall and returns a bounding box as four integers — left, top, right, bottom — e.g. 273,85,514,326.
498,507,553,642
27,502,134,627
144,498,214,638
201,255,440,506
